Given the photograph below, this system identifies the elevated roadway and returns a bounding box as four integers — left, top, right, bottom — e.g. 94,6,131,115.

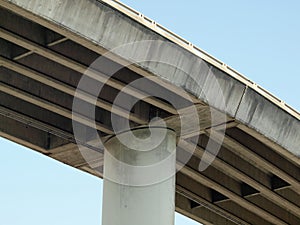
0,0,299,224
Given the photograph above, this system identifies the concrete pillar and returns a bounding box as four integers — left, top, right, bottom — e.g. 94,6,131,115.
102,127,176,225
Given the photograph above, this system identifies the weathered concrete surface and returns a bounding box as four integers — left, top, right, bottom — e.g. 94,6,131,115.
102,128,176,225
236,88,300,156
1,2,300,223
3,0,299,157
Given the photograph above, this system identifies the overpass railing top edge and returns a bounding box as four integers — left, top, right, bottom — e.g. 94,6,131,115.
100,0,300,121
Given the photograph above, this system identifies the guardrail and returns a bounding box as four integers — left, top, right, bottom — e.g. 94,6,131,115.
100,0,300,120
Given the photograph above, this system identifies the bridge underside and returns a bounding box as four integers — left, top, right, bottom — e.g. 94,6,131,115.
0,1,300,225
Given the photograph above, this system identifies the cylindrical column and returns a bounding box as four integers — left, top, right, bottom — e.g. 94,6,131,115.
102,127,176,225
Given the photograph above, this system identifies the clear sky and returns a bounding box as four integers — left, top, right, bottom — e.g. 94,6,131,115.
1,1,300,225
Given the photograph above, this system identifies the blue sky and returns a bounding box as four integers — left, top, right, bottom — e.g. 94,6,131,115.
1,1,300,225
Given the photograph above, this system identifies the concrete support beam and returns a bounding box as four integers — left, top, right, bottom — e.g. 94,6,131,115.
237,124,300,167
0,82,113,134
2,0,299,160
209,131,300,194
176,185,251,225
0,27,177,115
0,2,299,224
102,127,176,225
180,140,300,218
178,164,288,225
0,56,145,125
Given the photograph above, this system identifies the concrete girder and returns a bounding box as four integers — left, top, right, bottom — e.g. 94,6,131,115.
0,82,113,134
1,0,299,163
226,126,300,181
208,131,300,194
0,55,231,139
0,27,181,115
0,56,146,124
180,140,300,218
1,63,298,223
0,108,250,224
176,186,251,225
237,124,300,166
1,101,298,223
13,37,68,60
198,134,272,188
2,70,297,220
0,2,299,224
179,164,288,225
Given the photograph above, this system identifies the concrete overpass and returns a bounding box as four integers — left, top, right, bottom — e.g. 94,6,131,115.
0,0,300,224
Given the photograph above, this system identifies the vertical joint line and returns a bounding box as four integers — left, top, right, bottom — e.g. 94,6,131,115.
234,85,248,118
